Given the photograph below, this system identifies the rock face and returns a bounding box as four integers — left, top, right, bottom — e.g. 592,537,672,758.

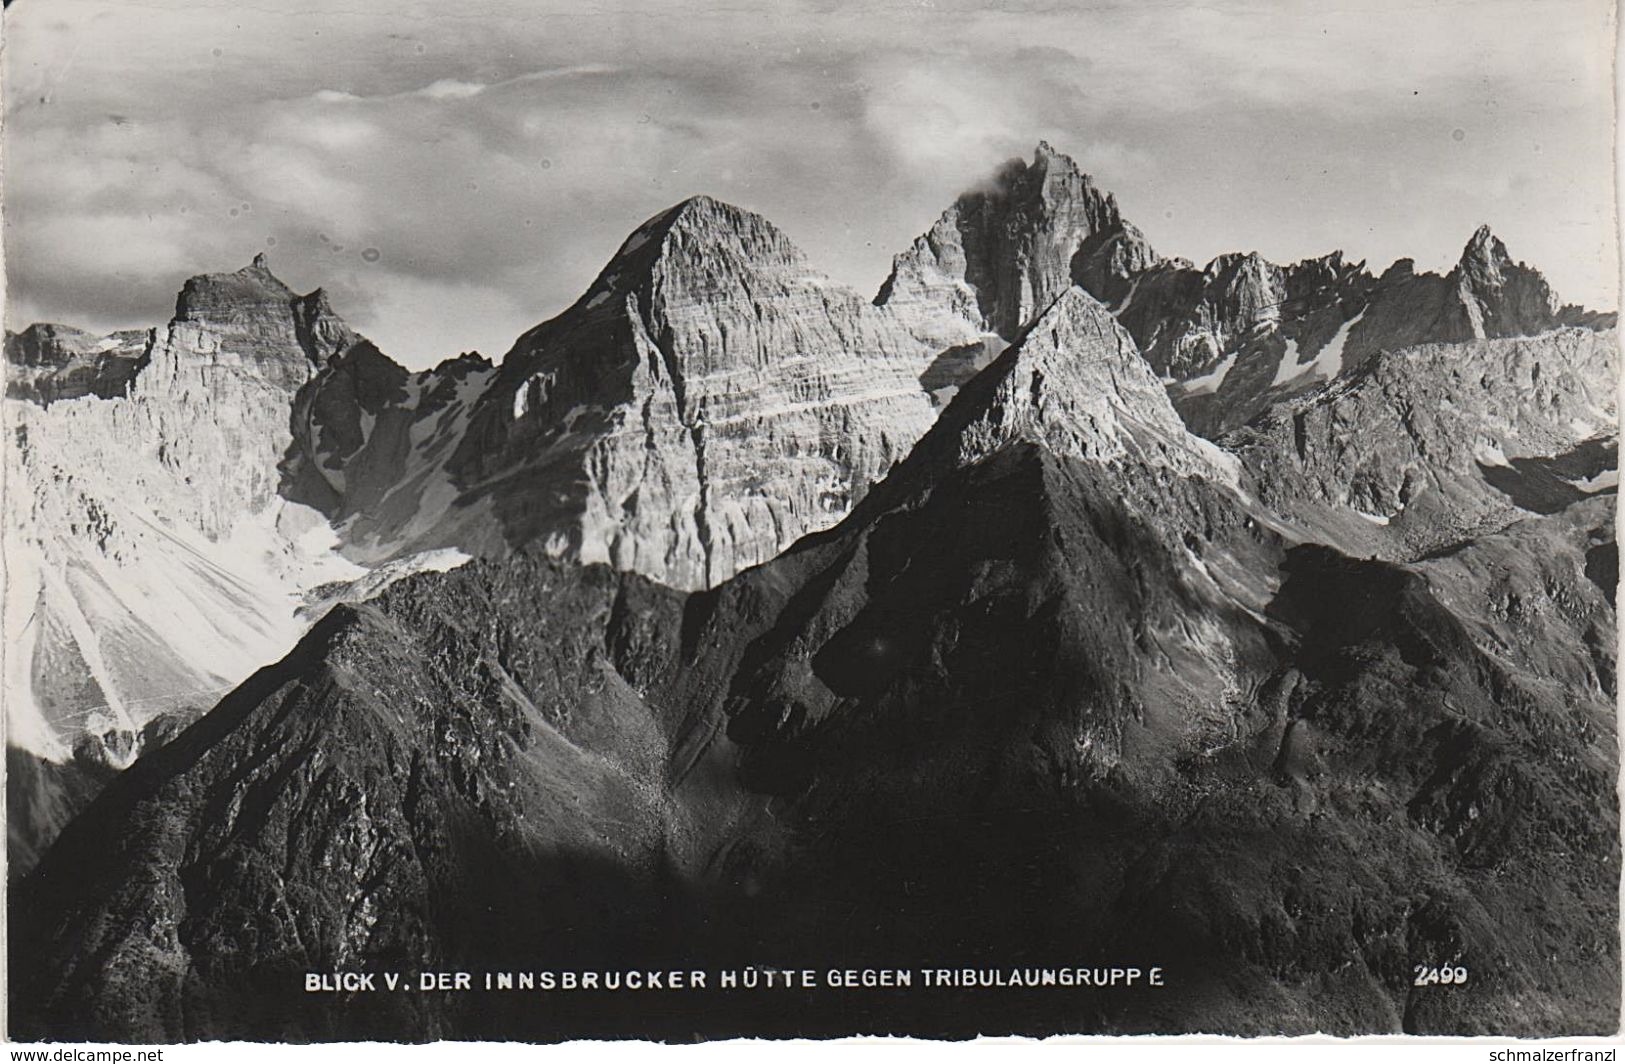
884,145,1615,437
2,257,370,763
878,141,1133,346
889,287,1237,486
4,324,149,404
291,195,941,591
12,271,1616,1040
1230,327,1619,560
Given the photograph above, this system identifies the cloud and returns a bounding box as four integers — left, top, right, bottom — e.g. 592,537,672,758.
414,79,489,100
4,0,1615,367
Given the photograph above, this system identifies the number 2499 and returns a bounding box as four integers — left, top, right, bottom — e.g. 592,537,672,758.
1413,965,1468,986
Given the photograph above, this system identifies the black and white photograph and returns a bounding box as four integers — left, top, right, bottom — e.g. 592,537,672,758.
0,0,1619,1048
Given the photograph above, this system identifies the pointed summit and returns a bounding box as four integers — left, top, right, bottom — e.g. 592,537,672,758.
464,191,939,591
623,194,799,260
878,141,1139,345
560,194,810,322
1453,224,1540,289
1449,225,1559,336
900,288,1236,487
1457,224,1511,280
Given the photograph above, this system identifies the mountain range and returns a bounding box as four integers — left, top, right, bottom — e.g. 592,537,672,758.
4,143,1617,1040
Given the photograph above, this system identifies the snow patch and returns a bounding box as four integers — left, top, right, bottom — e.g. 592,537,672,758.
1188,435,1245,492
1306,311,1364,381
1473,439,1511,468
1570,468,1619,493
1270,337,1304,387
1276,313,1364,387
1178,353,1237,396
1113,278,1143,316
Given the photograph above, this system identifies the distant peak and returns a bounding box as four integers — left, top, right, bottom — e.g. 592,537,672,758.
175,256,298,322
1458,224,1510,268
661,194,778,235
251,251,271,270
589,194,804,292
1379,257,1418,283
671,193,728,213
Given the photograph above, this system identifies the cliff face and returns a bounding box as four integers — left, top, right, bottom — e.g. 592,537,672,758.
293,196,942,591
878,141,1137,351
13,266,1615,1040
2,257,369,763
473,195,941,590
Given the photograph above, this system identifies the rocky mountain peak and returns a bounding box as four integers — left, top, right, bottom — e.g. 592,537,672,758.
1285,249,1362,282
173,255,298,323
1028,140,1118,217
1455,224,1516,290
157,256,364,388
648,195,806,280
6,323,93,367
1448,226,1560,337
915,287,1234,483
1379,257,1418,283
4,323,150,403
1462,222,1500,256
877,142,1138,344
564,195,809,321
436,189,938,592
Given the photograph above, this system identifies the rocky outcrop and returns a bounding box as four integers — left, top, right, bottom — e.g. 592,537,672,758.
883,286,1238,487
13,272,1615,1040
169,253,358,387
4,324,149,404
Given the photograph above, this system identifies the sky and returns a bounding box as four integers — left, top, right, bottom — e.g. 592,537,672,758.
2,0,1618,370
